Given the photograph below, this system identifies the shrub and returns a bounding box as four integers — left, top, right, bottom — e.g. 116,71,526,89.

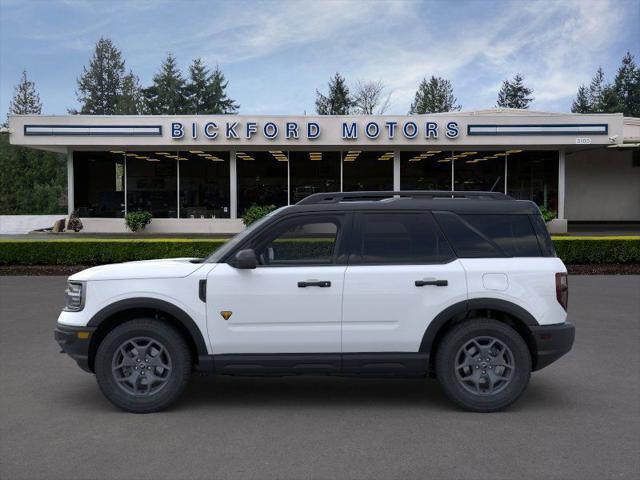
538,205,557,222
552,237,640,264
242,204,277,226
125,211,153,232
67,210,83,232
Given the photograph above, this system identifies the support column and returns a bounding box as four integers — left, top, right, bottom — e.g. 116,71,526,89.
393,150,401,191
66,149,74,216
558,149,566,220
230,150,237,219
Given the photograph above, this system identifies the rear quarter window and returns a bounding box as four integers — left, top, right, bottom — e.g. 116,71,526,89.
434,212,541,257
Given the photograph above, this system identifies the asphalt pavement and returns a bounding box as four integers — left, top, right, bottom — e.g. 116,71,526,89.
1,275,639,480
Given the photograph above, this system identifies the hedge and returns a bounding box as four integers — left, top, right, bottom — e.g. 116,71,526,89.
0,237,638,266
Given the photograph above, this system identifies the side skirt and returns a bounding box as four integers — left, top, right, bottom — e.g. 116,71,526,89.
196,352,429,377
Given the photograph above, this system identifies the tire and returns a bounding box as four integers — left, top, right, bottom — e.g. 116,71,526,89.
435,318,531,412
95,318,192,413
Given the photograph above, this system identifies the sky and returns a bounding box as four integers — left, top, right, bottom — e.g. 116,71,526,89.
0,0,638,117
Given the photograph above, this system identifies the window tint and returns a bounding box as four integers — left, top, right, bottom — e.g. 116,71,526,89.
460,215,540,257
434,211,541,257
530,213,556,257
257,218,339,266
354,213,454,264
434,211,502,258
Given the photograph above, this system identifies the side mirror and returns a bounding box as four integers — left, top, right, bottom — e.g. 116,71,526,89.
233,249,257,269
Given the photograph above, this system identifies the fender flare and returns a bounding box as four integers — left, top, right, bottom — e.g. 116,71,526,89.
419,298,539,353
87,297,208,356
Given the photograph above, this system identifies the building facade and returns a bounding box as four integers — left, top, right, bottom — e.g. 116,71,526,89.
8,109,640,233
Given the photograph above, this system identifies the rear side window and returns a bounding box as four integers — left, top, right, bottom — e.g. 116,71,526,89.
352,212,455,264
434,211,541,257
530,214,556,257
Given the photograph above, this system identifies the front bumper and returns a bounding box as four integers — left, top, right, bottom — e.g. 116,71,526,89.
530,321,575,371
54,324,96,373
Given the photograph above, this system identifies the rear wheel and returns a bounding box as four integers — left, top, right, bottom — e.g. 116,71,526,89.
95,319,192,413
435,318,531,412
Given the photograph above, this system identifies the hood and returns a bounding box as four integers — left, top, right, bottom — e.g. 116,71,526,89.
69,258,205,281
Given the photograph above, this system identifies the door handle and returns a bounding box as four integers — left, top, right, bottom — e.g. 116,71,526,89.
415,279,448,287
298,280,331,288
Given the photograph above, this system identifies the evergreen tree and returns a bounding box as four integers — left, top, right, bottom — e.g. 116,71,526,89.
496,73,534,109
8,70,42,116
315,73,353,115
587,67,607,112
613,51,640,117
409,76,460,114
116,71,144,115
571,85,591,113
143,53,188,114
185,59,239,114
75,37,126,114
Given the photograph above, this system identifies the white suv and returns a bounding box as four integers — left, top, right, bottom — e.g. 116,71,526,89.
55,191,574,413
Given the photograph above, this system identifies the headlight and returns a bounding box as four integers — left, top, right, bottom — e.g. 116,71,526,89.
63,281,85,312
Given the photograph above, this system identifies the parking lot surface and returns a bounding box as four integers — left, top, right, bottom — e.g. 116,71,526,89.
1,275,639,480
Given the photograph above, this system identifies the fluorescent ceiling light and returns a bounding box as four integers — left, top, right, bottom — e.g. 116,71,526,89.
110,150,125,154
427,150,441,154
189,150,204,154
506,150,523,154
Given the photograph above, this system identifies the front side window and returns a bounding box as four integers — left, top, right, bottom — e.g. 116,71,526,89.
353,213,454,264
255,217,340,266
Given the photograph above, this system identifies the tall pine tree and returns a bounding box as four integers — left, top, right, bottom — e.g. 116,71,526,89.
8,70,42,117
496,74,534,109
143,53,188,114
185,59,239,114
75,38,126,114
571,85,591,113
409,76,460,114
315,73,353,115
613,51,640,117
116,71,144,114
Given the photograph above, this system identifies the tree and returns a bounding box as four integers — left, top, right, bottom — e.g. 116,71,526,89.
587,67,608,112
74,37,126,114
409,76,460,114
496,73,534,109
315,73,353,115
8,70,42,117
143,53,188,114
571,85,591,113
353,80,391,114
116,71,144,115
613,51,640,117
185,59,239,114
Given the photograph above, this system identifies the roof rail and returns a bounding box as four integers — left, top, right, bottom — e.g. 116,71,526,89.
297,191,512,205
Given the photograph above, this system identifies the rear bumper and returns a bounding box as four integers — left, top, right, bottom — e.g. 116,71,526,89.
54,324,95,373
530,321,575,371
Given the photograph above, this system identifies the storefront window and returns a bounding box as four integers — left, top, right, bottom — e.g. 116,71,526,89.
237,150,288,216
289,151,340,203
178,151,230,218
126,152,177,218
507,150,558,210
453,151,505,192
401,150,452,190
73,151,125,217
343,150,394,192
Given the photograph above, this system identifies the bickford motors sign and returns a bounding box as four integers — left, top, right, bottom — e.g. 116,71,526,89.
171,119,461,141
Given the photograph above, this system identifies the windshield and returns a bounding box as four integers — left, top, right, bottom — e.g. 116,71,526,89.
205,206,289,263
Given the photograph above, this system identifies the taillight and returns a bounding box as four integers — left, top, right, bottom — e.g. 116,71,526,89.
555,272,568,311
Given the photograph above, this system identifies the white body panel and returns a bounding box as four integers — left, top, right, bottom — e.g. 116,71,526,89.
342,262,468,352
461,257,567,325
205,263,346,354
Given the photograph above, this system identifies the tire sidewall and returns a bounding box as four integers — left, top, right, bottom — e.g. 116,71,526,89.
95,319,191,413
436,319,531,412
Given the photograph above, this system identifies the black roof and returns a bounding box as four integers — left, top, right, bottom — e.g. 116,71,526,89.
283,191,540,215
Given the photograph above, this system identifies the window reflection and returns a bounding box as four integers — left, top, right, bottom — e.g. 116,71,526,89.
126,152,177,218
507,150,558,210
289,151,340,203
178,151,230,218
343,150,393,192
401,151,452,190
73,151,125,217
237,150,288,215
453,151,505,192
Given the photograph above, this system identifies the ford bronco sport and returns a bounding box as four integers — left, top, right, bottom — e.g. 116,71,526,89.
55,191,574,413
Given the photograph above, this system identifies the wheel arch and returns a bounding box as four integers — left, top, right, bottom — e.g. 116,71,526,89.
86,298,208,372
421,298,539,372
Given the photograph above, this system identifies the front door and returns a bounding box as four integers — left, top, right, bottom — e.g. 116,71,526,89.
206,213,348,355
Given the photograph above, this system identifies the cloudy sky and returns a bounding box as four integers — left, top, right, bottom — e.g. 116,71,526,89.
1,0,638,117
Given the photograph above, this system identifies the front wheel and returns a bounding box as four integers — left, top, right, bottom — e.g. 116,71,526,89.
95,319,192,413
435,318,531,412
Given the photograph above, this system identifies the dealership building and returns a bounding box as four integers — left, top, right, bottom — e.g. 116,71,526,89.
8,109,640,234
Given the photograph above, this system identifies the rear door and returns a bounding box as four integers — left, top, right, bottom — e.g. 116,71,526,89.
341,211,467,353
